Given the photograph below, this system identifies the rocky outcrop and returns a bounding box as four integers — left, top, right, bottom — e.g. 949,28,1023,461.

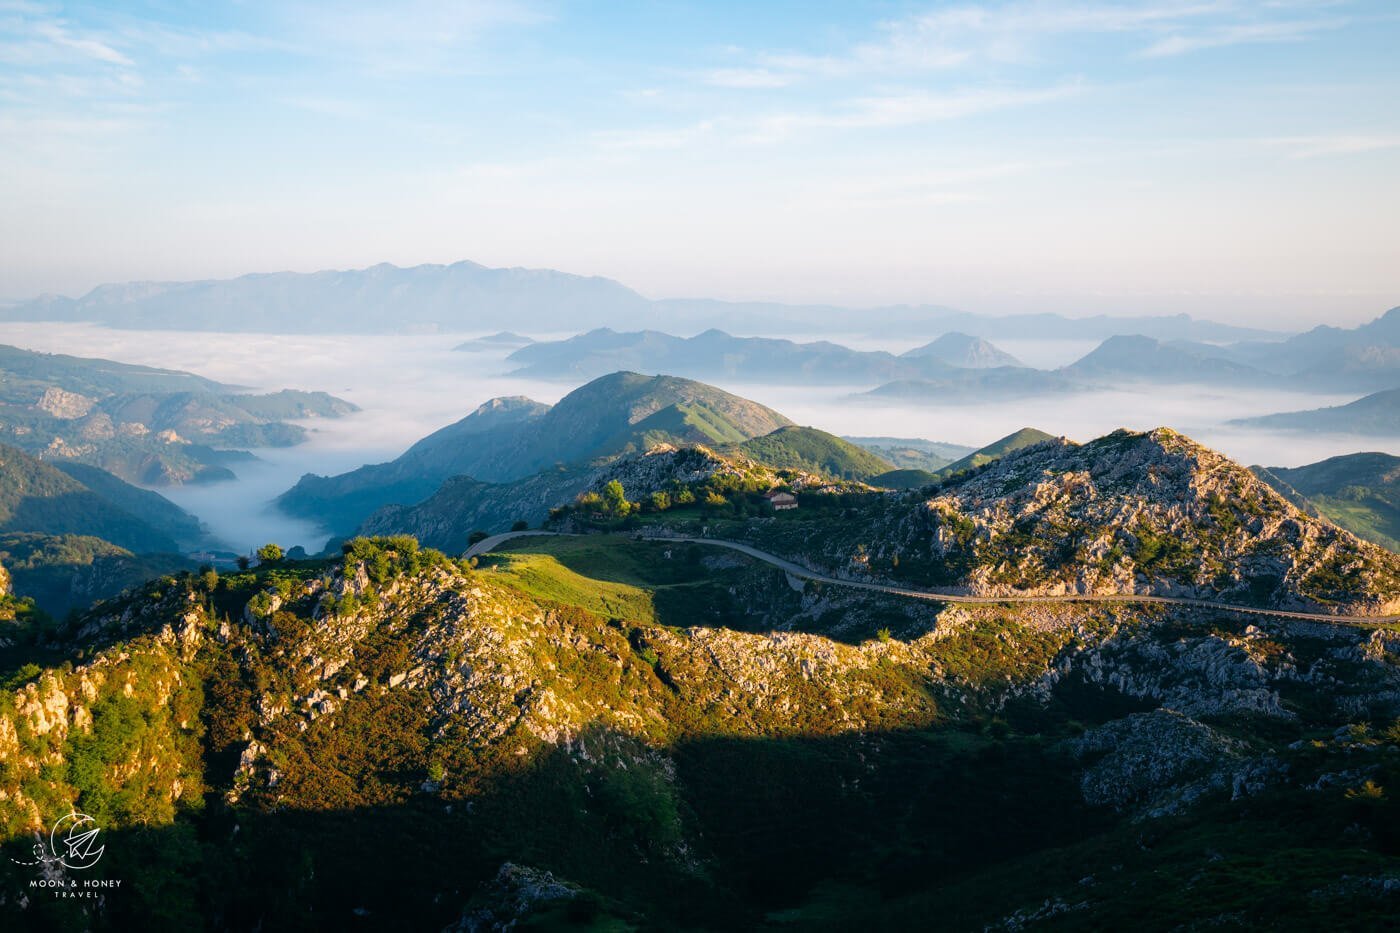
711,428,1400,615
34,388,95,420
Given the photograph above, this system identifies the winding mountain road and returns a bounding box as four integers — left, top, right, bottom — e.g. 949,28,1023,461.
466,530,1400,625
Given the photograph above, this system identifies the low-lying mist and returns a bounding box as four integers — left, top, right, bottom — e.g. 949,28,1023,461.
0,323,1389,554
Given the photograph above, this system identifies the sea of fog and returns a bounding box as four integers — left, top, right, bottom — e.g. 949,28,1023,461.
0,323,1390,554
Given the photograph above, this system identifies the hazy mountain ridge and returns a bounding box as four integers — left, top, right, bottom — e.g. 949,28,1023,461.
7,261,651,334
504,327,1032,386
843,436,974,472
901,332,1023,368
1232,386,1400,435
4,260,1282,339
1062,335,1277,386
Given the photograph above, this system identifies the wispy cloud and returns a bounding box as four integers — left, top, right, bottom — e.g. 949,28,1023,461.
714,2,1349,86
751,83,1084,139
1267,134,1400,159
0,12,135,67
1138,17,1344,57
702,67,795,89
597,82,1084,151
276,0,549,75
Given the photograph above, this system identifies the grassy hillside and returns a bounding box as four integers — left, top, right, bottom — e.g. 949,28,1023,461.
0,445,185,553
936,427,1056,477
52,462,203,548
1255,452,1400,551
869,468,941,489
727,426,893,480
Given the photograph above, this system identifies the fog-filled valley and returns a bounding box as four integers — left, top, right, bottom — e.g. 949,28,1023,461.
0,320,1383,555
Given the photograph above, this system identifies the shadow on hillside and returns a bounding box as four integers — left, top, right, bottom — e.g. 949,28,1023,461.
0,722,1105,933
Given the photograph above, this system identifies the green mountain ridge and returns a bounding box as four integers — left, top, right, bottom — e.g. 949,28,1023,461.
936,427,1057,477
0,444,201,554
724,426,893,480
0,532,193,619
278,372,791,536
1254,452,1400,551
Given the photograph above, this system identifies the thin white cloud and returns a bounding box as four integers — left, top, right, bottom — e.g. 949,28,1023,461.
0,14,135,67
278,95,371,119
1267,135,1400,159
1138,17,1343,57
749,82,1084,141
702,67,795,89
33,20,133,66
595,82,1082,152
716,2,1346,84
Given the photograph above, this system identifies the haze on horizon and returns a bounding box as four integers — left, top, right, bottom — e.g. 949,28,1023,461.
2,1,1399,328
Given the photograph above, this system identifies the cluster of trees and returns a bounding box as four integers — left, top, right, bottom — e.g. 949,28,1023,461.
572,472,799,524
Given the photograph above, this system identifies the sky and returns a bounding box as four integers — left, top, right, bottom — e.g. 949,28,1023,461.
1,0,1398,326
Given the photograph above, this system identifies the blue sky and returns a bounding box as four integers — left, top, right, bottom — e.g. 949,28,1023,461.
1,1,1397,325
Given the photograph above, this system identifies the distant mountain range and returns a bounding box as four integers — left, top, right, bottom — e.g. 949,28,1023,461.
843,436,975,472
1231,387,1400,436
495,307,1400,399
3,259,1282,339
902,332,1023,368
281,371,1071,550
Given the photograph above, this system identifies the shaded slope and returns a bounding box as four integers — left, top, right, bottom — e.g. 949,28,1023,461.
726,426,893,480
0,445,187,552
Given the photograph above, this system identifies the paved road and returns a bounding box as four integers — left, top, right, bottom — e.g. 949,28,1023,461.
464,529,576,560
467,530,1400,624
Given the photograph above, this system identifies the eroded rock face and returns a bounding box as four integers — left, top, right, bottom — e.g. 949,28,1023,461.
34,387,96,420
